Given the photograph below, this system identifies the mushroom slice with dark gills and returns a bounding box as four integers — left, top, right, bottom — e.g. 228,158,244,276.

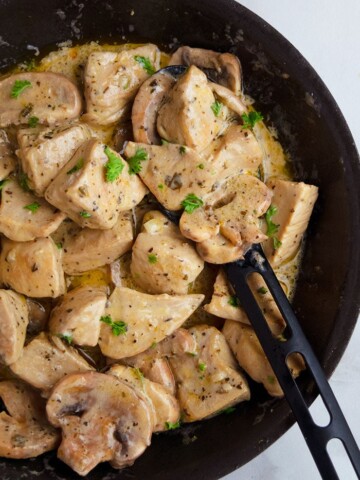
98,287,204,359
0,130,16,180
0,72,82,127
46,371,153,476
0,380,60,459
131,210,204,295
179,174,272,264
45,139,147,229
83,44,161,126
168,325,250,422
169,46,242,95
0,237,66,298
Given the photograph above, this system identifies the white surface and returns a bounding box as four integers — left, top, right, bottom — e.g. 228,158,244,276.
224,1,360,479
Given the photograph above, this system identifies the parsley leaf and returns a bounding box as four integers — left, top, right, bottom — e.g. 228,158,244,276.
165,421,181,430
273,237,282,250
0,178,9,191
104,146,124,182
127,148,148,175
265,204,279,236
179,146,186,155
228,295,241,307
79,211,91,218
28,116,39,128
11,79,32,99
211,100,223,117
241,110,264,130
57,333,73,345
198,362,207,372
134,55,155,75
18,172,31,192
23,202,40,213
161,138,169,146
257,286,268,295
100,315,128,336
221,406,236,415
158,183,164,190
67,158,84,175
56,242,63,250
133,367,144,381
181,193,204,213
148,253,158,264
197,163,205,170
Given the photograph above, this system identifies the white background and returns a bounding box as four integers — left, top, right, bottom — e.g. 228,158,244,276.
225,1,360,479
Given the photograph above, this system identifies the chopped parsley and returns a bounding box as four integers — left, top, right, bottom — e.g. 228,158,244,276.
100,315,128,336
10,79,32,99
158,183,164,190
133,367,144,381
56,242,63,250
0,178,9,191
161,138,169,145
148,253,158,264
127,148,148,175
79,211,91,218
241,110,264,130
273,237,282,250
211,100,223,117
221,406,236,415
104,146,124,182
179,145,187,155
18,172,31,192
134,55,155,75
28,116,39,128
150,342,157,349
57,333,73,345
23,202,40,213
198,362,207,372
197,163,205,170
257,286,268,295
22,59,36,71
228,295,241,307
181,193,204,213
165,421,181,430
265,204,282,250
67,158,84,175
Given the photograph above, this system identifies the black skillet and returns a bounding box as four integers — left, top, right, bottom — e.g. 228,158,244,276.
0,1,360,479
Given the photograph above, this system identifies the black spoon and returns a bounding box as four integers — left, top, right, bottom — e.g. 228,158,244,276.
154,65,360,478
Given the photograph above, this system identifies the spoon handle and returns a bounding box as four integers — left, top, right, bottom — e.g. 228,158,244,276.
224,244,360,480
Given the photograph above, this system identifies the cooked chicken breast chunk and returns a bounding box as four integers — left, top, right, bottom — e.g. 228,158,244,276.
0,237,66,298
0,290,28,365
45,139,147,229
0,178,65,242
99,287,204,359
0,72,82,127
0,130,16,180
17,123,91,195
10,333,94,392
131,210,204,294
84,44,160,125
46,372,153,476
0,380,59,459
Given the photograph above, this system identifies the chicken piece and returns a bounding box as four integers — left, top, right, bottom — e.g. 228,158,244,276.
169,46,242,95
132,70,175,144
46,372,153,476
0,72,82,127
122,328,197,395
0,237,66,298
99,287,204,359
263,179,319,267
223,320,305,397
204,271,285,336
0,380,59,459
169,325,250,422
54,212,133,275
45,139,147,229
48,286,107,347
157,66,221,151
0,130,16,180
108,364,180,432
0,178,65,242
0,290,28,365
17,123,91,195
10,333,94,392
131,210,204,294
180,174,272,263
84,44,161,125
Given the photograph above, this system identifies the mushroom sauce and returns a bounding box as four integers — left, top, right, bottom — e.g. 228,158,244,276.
0,42,318,475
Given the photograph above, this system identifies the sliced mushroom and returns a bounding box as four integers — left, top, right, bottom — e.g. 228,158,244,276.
132,71,175,144
0,178,66,242
48,286,107,347
0,237,66,298
223,320,305,397
131,210,204,294
180,174,272,263
0,130,16,180
0,72,82,127
169,46,242,95
0,289,28,365
98,286,204,359
0,380,59,459
45,139,147,229
26,298,52,336
46,371,153,476
168,325,250,422
10,332,94,393
262,179,319,267
108,364,180,432
17,123,91,195
157,66,222,150
84,44,161,125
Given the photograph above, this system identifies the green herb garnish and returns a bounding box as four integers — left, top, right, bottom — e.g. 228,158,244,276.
67,158,84,175
148,253,158,264
221,407,236,415
257,287,268,295
179,146,186,155
198,362,207,372
23,202,40,213
161,138,169,146
197,163,205,170
104,146,124,182
134,55,155,75
165,421,181,430
100,315,128,336
265,205,279,236
127,148,148,175
267,375,276,385
273,237,282,250
57,333,73,345
11,80,32,99
18,172,31,192
28,116,39,128
133,367,144,381
56,242,63,250
211,100,223,117
158,183,164,190
228,295,241,307
0,179,9,191
79,211,91,218
181,193,204,213
241,110,264,130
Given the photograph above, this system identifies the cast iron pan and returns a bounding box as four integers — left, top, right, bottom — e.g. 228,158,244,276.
0,0,359,478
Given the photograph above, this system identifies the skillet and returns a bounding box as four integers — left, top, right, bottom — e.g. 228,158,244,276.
0,0,359,478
